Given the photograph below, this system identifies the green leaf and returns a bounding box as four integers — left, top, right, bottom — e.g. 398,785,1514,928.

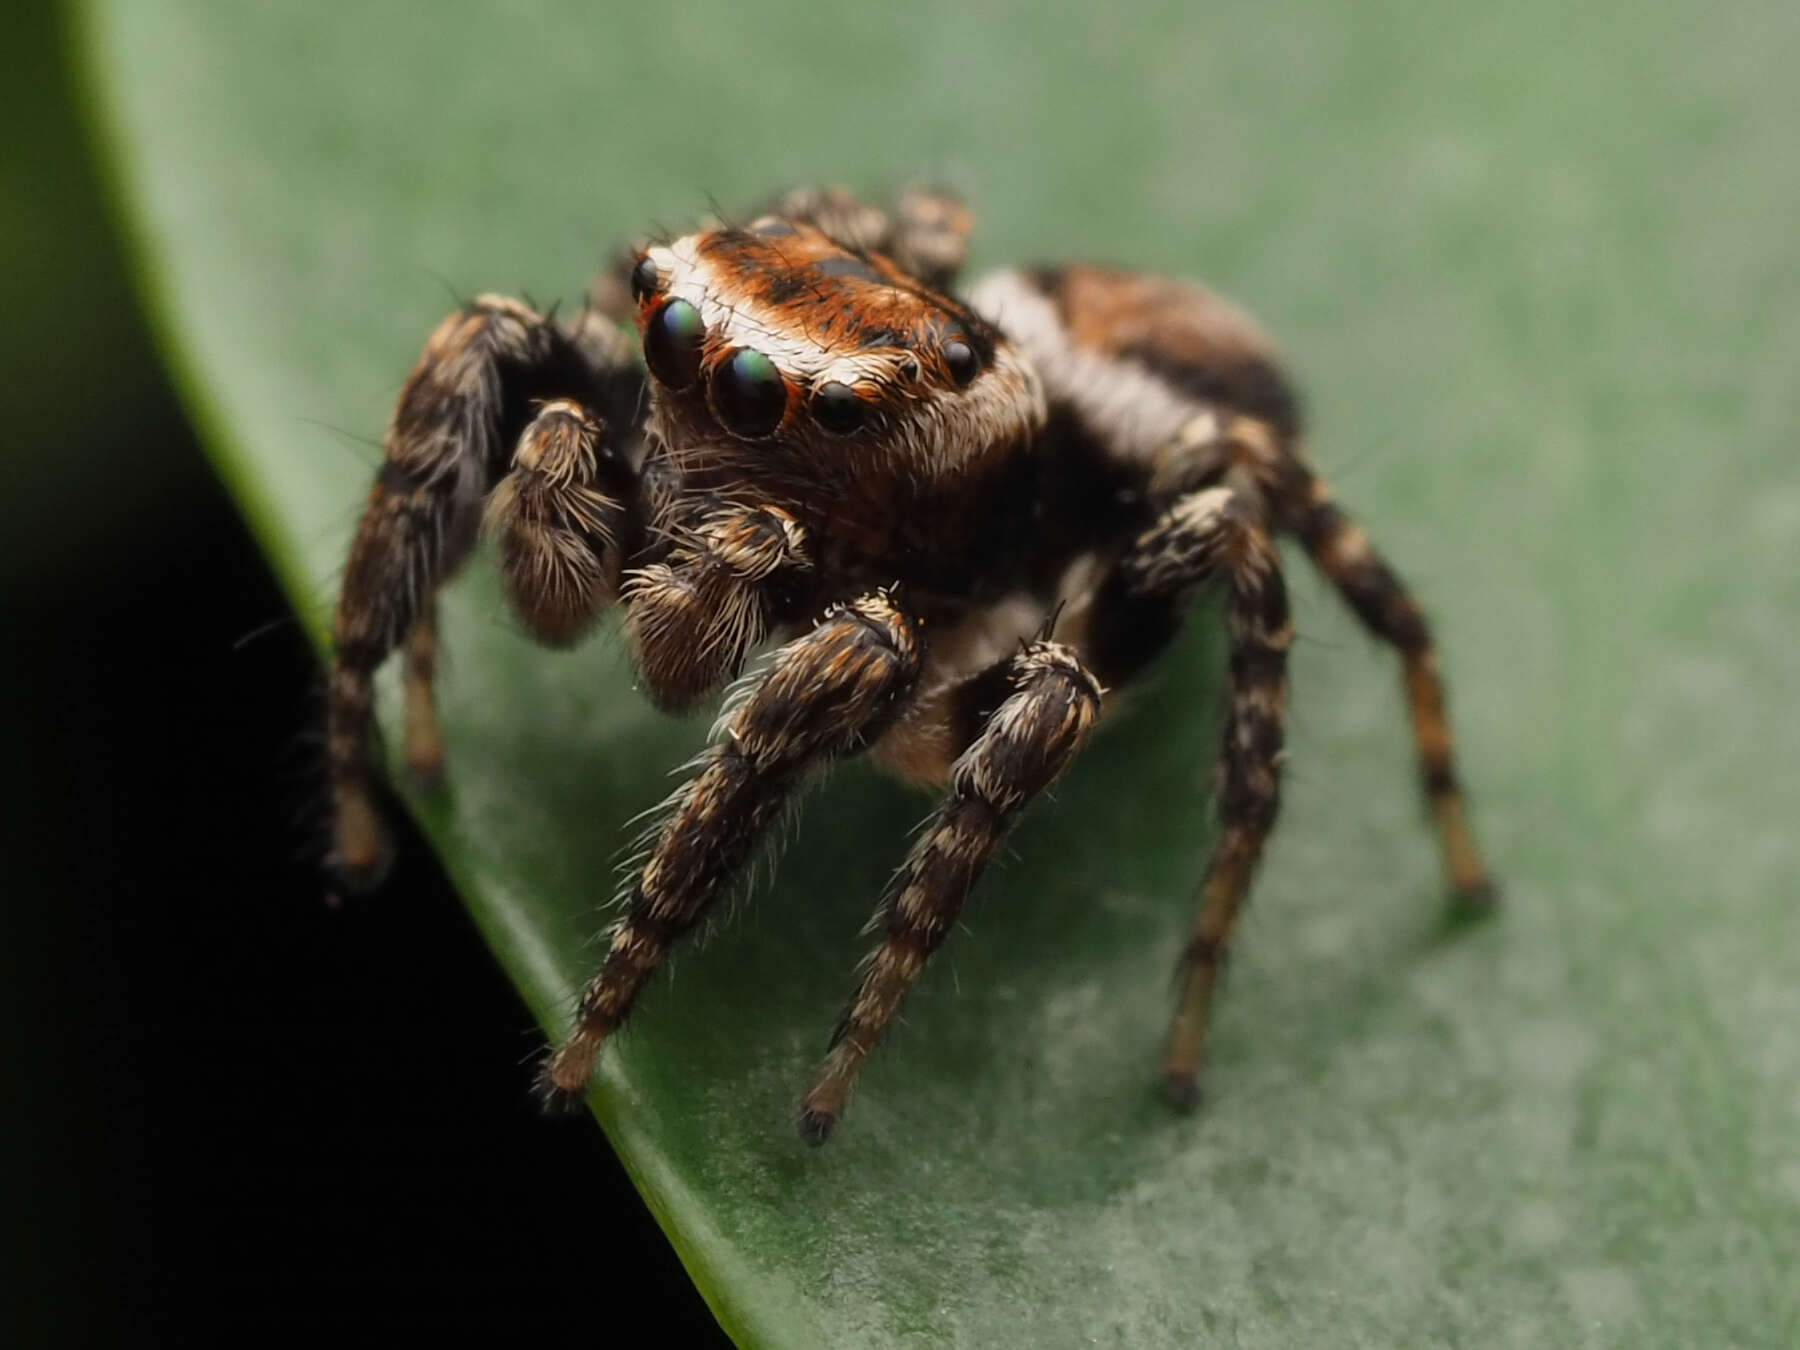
77,0,1800,1343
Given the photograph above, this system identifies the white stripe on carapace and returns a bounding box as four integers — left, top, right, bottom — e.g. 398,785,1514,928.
966,270,1206,462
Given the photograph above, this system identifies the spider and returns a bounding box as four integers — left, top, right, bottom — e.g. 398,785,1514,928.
324,185,1493,1144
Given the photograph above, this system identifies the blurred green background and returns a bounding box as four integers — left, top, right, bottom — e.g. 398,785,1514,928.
13,0,1800,1344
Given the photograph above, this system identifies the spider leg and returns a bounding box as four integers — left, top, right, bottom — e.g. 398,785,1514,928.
540,591,923,1107
399,598,444,789
799,641,1103,1145
1093,486,1293,1110
885,186,976,292
623,503,811,710
1287,475,1494,908
327,297,638,894
483,398,635,645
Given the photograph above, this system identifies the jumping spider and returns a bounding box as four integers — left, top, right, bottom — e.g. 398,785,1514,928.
325,185,1493,1144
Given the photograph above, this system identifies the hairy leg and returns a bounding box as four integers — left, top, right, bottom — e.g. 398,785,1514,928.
623,503,812,710
327,297,637,893
1093,486,1294,1108
399,600,444,788
483,398,635,646
883,186,976,292
1288,475,1493,907
799,641,1102,1144
329,448,480,892
541,592,922,1107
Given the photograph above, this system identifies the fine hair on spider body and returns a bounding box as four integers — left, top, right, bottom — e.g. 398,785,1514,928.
322,183,1494,1144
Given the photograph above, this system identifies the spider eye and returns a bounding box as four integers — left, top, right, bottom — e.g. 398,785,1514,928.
711,348,788,439
943,338,980,386
643,299,705,390
813,381,865,436
629,254,660,301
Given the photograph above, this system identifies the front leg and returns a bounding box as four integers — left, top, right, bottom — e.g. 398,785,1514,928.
541,591,922,1107
482,398,636,647
800,641,1103,1144
623,503,811,709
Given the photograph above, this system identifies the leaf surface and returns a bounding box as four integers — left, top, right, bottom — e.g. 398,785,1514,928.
79,1,1800,1343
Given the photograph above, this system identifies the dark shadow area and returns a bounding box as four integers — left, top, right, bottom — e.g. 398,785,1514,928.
2,3,729,1343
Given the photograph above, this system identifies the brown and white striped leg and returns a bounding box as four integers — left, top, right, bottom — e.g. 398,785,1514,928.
1290,478,1493,908
540,592,922,1109
400,600,445,789
885,186,976,292
1104,487,1293,1109
622,503,811,710
484,398,635,646
799,641,1102,1145
328,454,482,894
326,297,637,895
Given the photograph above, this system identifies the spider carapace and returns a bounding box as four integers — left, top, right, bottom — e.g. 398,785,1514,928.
325,186,1493,1144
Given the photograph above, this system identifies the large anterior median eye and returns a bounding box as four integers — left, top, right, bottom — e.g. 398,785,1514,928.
643,299,705,390
711,348,788,439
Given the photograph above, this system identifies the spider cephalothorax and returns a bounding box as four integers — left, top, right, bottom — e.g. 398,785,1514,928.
323,185,1493,1143
628,218,1048,634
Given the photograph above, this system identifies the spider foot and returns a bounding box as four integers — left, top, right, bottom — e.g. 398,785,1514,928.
404,751,447,794
533,1069,590,1118
323,814,394,901
529,1058,594,1123
535,1032,605,1116
1449,874,1500,918
795,1108,839,1149
1159,1069,1203,1114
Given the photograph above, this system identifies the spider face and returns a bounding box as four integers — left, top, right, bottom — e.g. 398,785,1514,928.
630,218,1044,478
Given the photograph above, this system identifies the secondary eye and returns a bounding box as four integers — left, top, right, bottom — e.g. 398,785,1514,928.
943,337,980,386
643,299,705,390
813,382,865,435
711,348,788,439
629,255,660,301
